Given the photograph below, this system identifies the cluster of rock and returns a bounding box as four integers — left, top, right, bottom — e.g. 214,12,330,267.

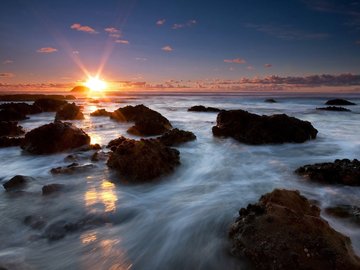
188,105,221,112
316,99,356,113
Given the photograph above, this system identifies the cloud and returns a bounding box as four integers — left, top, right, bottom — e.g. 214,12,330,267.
72,50,79,54
247,66,255,70
224,58,246,64
244,23,329,40
0,73,14,78
70,23,97,34
115,39,129,44
156,19,166,26
135,57,147,61
3,60,13,64
172,19,197,29
162,45,173,52
37,47,58,53
264,64,273,68
110,33,121,38
104,27,120,33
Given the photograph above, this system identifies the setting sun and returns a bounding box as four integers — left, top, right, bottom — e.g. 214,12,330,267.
85,76,107,92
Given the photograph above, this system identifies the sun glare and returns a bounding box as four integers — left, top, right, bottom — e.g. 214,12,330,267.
85,76,107,92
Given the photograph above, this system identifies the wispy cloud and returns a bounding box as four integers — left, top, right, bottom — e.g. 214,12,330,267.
244,23,329,40
0,73,15,78
135,57,147,61
224,58,246,64
115,39,129,44
104,27,119,33
37,47,58,53
156,19,166,26
172,19,197,29
162,45,174,52
3,60,13,64
70,23,97,34
264,64,273,68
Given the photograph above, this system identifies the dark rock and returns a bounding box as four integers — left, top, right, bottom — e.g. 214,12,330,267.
188,105,221,112
90,109,112,117
295,159,360,186
21,121,90,154
70,86,90,92
0,137,24,148
77,143,101,151
316,106,351,112
50,163,95,174
24,215,47,230
91,151,108,162
325,99,356,106
264,98,277,103
0,94,75,102
157,128,196,146
107,137,180,182
0,121,25,137
0,102,42,115
3,175,32,191
55,103,84,121
107,136,127,149
229,189,360,270
325,205,360,225
111,104,172,136
64,154,78,162
212,109,318,144
0,109,27,121
33,98,68,112
42,184,65,195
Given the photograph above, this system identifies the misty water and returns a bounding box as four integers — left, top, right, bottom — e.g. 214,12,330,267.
1,93,360,270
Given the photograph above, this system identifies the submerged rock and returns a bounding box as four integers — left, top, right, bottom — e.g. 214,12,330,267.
157,128,196,146
188,105,221,112
212,109,318,144
229,189,360,270
325,99,356,106
33,98,68,112
0,137,24,148
107,137,180,182
264,98,277,103
316,106,351,112
90,109,112,117
111,104,172,136
24,215,47,230
0,121,25,137
50,163,95,174
295,159,360,186
55,103,84,121
91,151,108,162
325,205,360,226
21,122,90,154
0,109,27,121
42,184,65,195
3,175,32,191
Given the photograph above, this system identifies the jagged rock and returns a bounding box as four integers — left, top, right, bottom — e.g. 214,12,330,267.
55,103,84,120
157,128,196,146
50,163,95,174
21,122,90,154
229,189,360,270
0,137,24,148
295,159,360,186
111,104,172,136
0,121,25,137
107,137,180,182
42,184,65,195
33,98,68,112
3,175,32,191
212,109,318,144
325,99,356,106
316,106,351,112
90,109,112,117
188,105,221,112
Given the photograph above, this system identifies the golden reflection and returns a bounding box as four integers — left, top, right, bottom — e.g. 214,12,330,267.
81,231,97,244
84,180,118,213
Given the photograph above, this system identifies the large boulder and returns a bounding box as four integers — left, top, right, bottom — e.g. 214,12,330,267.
55,103,84,121
229,189,360,270
90,109,112,117
21,122,90,154
111,104,172,136
0,102,42,115
295,159,360,186
157,128,196,146
3,175,33,191
33,98,68,112
325,99,356,106
0,121,24,137
316,106,351,112
107,137,180,182
212,110,318,144
188,105,221,112
0,109,27,121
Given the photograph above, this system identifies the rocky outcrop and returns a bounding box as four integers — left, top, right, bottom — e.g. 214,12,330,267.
107,137,180,182
111,104,172,136
21,122,90,154
188,105,221,112
157,128,196,146
0,94,75,101
50,163,94,174
316,106,351,112
325,99,356,106
0,109,27,121
90,109,112,117
295,159,360,186
55,103,84,121
229,189,360,270
212,109,318,144
33,98,68,112
0,137,24,148
0,121,24,137
42,184,65,195
3,175,32,191
0,102,42,115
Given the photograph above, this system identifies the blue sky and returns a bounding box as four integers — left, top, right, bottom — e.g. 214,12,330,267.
0,0,360,91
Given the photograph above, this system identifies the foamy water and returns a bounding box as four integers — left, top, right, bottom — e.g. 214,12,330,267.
1,94,360,270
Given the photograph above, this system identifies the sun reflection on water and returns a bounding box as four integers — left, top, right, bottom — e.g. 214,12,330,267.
84,179,118,213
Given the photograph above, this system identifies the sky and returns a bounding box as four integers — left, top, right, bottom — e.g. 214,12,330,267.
0,0,360,92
